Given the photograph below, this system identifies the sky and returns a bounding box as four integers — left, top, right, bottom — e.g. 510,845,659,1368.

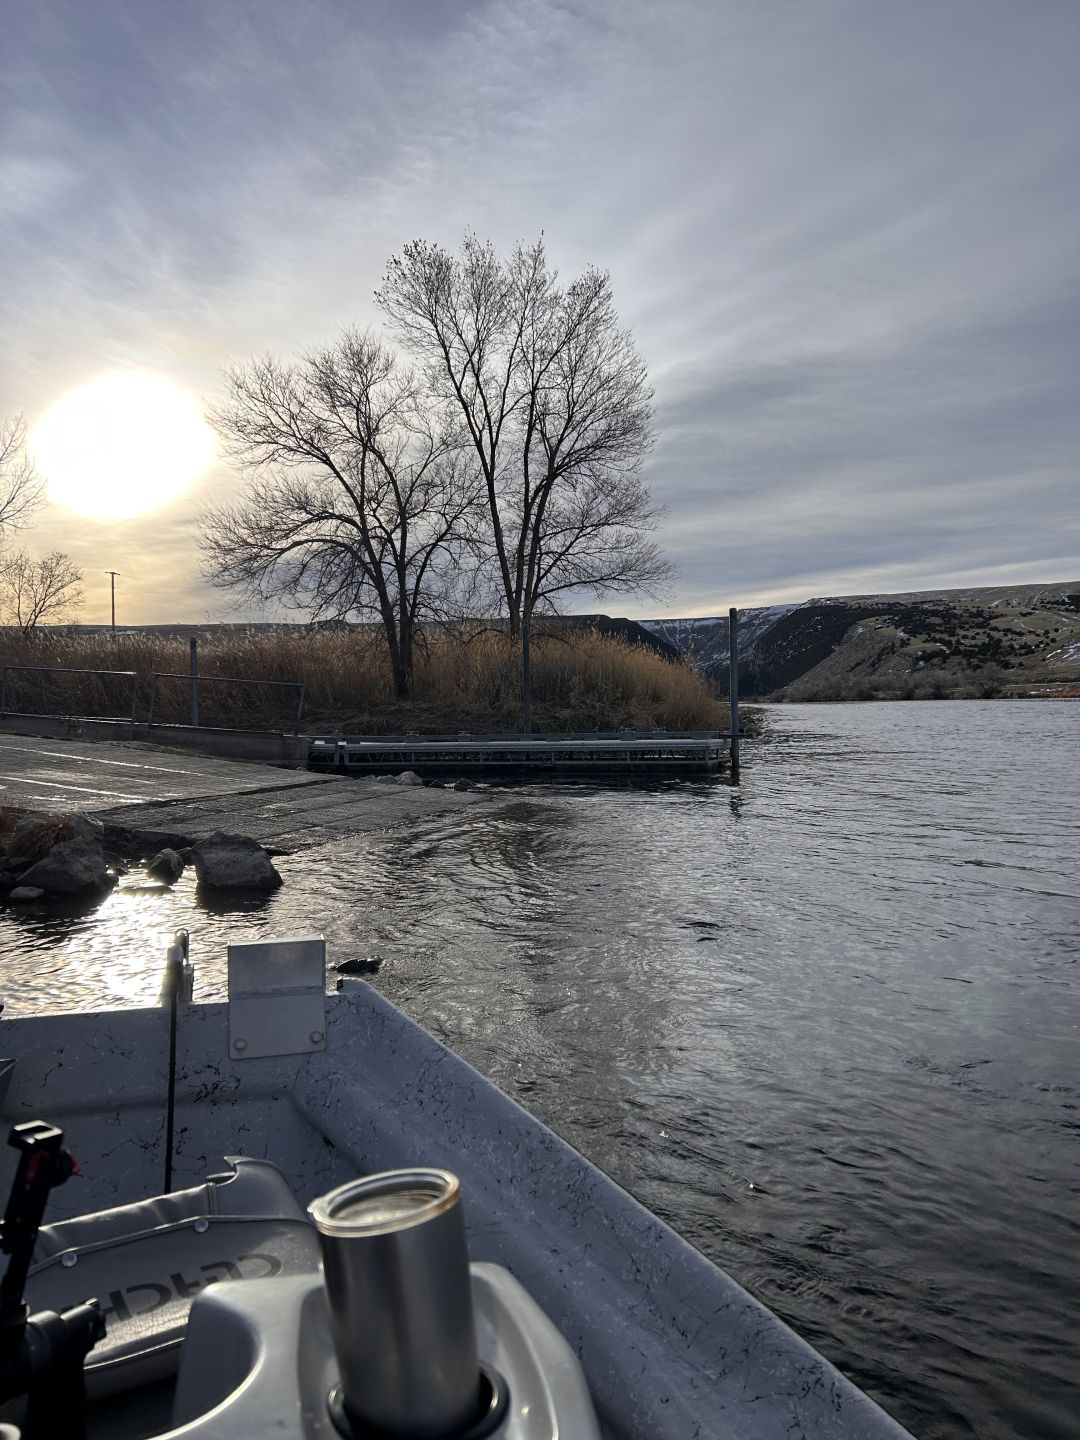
2,0,1078,624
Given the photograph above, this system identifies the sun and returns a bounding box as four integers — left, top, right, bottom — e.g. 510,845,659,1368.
31,370,215,520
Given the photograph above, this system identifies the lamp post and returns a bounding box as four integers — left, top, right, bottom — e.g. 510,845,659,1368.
105,571,119,636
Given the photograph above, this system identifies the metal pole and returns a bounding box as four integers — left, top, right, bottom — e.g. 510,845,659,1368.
728,606,740,779
189,636,199,728
106,571,119,636
161,929,189,1195
164,944,180,1194
521,621,532,734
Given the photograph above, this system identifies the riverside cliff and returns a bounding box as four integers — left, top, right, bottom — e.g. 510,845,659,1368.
643,581,1080,700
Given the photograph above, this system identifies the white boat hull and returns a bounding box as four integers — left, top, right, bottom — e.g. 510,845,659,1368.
0,970,913,1438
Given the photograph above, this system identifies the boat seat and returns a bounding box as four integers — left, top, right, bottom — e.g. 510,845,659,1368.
24,1156,321,1398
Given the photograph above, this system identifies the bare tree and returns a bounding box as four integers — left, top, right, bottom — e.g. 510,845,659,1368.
0,549,83,634
0,416,45,534
377,235,670,637
201,330,483,697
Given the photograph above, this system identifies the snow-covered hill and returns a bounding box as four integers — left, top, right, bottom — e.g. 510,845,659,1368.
640,606,796,676
640,582,1080,698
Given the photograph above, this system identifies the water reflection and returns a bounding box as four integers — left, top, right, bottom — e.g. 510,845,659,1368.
0,867,295,1012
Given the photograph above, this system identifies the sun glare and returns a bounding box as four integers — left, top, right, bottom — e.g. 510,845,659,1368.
31,371,215,520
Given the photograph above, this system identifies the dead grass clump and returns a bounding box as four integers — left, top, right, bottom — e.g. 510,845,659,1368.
0,805,22,845
8,815,74,860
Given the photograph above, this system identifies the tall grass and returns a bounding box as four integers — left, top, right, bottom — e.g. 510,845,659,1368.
0,627,726,733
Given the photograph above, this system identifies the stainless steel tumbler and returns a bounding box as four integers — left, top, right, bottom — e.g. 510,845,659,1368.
308,1168,482,1438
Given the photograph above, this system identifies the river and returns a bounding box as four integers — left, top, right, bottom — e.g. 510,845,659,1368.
1,700,1077,1439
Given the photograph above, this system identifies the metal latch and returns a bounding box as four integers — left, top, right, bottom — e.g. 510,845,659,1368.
227,936,327,1060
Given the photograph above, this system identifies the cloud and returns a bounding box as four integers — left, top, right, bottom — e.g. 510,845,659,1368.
3,0,1078,620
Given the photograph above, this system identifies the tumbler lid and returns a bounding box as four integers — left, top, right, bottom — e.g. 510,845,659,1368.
308,1168,460,1237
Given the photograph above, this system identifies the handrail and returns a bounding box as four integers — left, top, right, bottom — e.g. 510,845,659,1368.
0,663,305,733
0,665,140,722
147,672,306,732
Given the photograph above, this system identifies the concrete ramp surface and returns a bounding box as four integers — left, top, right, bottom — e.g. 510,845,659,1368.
0,733,327,812
0,732,489,849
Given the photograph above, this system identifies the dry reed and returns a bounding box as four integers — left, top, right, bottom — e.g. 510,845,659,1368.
0,627,726,733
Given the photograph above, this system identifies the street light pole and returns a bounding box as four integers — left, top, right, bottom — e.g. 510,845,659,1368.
106,571,119,636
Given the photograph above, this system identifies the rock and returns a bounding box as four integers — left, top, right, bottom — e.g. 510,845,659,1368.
146,848,185,885
8,887,44,903
452,778,476,791
191,832,283,892
15,815,111,895
392,770,425,786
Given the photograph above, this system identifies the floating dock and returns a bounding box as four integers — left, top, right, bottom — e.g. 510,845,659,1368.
307,731,732,778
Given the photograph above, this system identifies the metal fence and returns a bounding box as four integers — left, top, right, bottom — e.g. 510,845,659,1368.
0,664,305,733
0,665,141,722
147,672,306,732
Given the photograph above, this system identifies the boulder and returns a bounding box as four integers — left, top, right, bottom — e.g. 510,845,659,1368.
8,887,44,903
15,815,111,895
191,832,283,892
0,861,22,893
392,770,425,786
146,848,185,885
453,778,476,791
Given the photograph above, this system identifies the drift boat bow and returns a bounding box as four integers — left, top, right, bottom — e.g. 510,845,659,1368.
0,934,913,1439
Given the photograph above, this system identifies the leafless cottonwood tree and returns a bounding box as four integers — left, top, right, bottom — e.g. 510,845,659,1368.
0,415,45,534
201,331,483,696
0,549,83,634
376,236,670,638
